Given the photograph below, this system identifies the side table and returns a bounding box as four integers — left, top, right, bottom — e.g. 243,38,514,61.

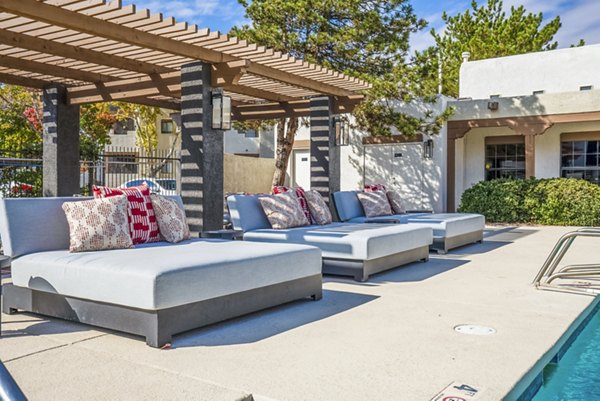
200,229,243,241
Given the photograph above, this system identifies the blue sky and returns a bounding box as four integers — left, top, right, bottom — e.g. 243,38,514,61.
122,0,600,51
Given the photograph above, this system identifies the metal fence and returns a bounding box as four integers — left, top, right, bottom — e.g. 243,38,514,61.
0,147,180,198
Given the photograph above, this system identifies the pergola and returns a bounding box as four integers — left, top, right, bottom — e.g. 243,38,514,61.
0,0,370,233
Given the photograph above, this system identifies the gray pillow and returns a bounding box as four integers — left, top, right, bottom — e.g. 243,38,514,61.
259,192,310,229
304,190,332,225
357,191,393,217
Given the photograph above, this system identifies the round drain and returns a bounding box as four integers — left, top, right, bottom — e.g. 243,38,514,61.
454,324,496,335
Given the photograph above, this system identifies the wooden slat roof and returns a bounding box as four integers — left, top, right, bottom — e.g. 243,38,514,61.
0,0,369,118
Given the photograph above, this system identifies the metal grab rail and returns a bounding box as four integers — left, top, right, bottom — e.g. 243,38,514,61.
533,228,600,295
0,361,27,401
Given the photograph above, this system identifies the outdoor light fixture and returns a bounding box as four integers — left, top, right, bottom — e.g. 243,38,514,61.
211,90,232,130
333,115,350,146
423,139,434,159
487,101,499,111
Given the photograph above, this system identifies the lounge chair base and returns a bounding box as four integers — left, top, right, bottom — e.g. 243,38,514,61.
322,245,430,282
432,230,484,254
2,275,323,348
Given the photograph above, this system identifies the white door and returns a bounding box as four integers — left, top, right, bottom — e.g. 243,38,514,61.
390,143,426,210
293,149,311,188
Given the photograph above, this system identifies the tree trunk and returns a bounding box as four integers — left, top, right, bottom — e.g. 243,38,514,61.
272,117,299,187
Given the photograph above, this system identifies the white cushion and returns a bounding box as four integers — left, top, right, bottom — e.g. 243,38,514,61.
11,239,322,310
243,223,432,261
348,213,485,238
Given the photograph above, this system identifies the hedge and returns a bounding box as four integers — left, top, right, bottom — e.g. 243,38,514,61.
458,178,600,226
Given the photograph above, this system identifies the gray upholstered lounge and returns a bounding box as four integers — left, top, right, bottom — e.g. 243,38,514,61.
333,191,485,254
0,197,322,347
227,194,433,282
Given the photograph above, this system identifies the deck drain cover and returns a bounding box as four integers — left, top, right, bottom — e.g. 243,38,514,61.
454,324,496,335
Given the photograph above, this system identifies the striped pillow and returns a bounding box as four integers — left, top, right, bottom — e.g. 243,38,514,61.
92,183,160,245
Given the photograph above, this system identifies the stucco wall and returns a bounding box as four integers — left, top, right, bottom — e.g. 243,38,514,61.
224,153,275,194
287,97,449,212
460,44,600,99
455,121,600,207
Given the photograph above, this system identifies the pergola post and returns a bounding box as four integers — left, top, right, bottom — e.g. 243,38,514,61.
180,61,224,235
310,96,340,210
42,84,80,197
525,135,536,178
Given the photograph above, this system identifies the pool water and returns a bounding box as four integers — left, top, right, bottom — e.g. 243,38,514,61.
532,306,600,401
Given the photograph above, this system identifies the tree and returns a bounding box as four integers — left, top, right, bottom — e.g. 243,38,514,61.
118,103,180,178
232,0,432,187
0,85,42,152
416,0,567,98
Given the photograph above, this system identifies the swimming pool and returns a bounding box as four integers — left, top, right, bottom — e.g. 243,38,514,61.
530,302,600,400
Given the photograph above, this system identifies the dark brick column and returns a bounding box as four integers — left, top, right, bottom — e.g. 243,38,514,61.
180,61,224,235
310,96,339,208
42,85,80,197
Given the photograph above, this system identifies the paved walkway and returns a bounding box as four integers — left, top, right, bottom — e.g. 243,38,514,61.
1,226,598,401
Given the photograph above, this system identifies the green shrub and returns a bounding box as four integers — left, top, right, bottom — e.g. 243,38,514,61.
458,178,600,226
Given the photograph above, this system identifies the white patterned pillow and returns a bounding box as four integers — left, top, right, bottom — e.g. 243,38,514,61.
151,195,190,243
304,190,332,225
357,190,393,217
386,190,406,214
62,196,133,253
259,192,310,229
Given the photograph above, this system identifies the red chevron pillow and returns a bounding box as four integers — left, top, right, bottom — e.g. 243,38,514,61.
92,183,160,245
364,184,387,192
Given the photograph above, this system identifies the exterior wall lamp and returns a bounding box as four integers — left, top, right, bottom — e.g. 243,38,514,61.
333,115,350,146
211,90,232,130
423,139,434,159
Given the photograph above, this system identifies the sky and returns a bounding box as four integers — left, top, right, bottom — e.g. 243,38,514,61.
121,0,600,52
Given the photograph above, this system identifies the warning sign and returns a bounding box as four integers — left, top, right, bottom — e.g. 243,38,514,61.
430,382,482,401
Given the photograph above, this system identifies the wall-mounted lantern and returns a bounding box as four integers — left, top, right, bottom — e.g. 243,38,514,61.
423,139,434,159
211,90,232,130
487,101,499,111
333,115,350,146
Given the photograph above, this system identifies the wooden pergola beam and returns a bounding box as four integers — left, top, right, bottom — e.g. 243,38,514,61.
0,71,48,89
224,85,295,103
0,54,118,83
211,60,248,86
120,96,181,110
67,71,180,104
0,28,172,75
1,0,230,62
232,95,363,121
1,0,358,97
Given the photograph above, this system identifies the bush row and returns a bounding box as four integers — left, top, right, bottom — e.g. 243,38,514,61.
458,178,600,226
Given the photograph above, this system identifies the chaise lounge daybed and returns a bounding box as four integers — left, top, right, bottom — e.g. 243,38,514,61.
0,197,323,348
227,194,433,282
333,191,485,254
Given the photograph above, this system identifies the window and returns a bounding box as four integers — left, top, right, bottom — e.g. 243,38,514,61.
561,139,600,185
161,119,174,134
113,119,134,135
485,143,526,180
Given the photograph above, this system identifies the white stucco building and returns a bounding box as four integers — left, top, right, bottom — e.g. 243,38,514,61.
448,44,600,210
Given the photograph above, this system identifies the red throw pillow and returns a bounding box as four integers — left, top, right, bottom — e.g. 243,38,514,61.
92,184,160,244
364,184,387,192
272,186,313,224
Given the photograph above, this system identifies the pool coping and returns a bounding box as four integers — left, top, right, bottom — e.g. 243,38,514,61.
507,294,600,401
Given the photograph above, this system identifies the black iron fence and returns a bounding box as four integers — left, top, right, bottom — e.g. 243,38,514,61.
0,147,180,198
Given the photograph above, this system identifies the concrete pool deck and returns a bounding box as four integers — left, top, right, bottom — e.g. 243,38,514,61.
1,226,598,401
